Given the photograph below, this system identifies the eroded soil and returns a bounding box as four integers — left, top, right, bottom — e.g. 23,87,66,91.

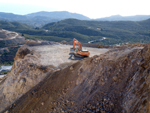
1,44,150,113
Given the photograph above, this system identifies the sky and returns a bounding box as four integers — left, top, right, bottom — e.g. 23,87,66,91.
0,0,150,19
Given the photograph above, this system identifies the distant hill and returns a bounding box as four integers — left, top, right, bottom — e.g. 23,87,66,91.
0,18,150,45
0,11,90,27
96,15,150,21
0,12,150,27
26,11,90,20
0,12,25,20
42,18,150,44
0,20,32,31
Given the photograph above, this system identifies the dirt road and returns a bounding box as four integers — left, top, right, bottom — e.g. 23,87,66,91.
0,29,22,40
28,44,109,68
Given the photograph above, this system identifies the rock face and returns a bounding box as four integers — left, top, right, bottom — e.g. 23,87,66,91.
0,46,54,112
1,44,150,113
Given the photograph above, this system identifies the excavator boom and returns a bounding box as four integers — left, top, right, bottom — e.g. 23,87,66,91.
73,38,82,50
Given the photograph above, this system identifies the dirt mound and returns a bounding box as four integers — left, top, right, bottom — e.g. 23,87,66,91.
1,44,150,113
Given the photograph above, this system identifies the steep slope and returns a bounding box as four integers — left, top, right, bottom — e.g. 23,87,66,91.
0,44,109,112
0,46,55,112
1,44,150,113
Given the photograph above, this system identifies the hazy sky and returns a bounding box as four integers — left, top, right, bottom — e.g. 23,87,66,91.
0,0,150,19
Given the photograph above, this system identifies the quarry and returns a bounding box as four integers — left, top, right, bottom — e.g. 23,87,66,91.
0,26,150,113
0,7,150,113
0,42,149,113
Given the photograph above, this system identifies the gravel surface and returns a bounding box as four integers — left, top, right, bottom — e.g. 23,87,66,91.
28,44,109,68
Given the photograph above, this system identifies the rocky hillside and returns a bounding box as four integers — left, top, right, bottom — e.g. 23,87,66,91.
0,29,26,66
1,44,150,113
0,29,26,47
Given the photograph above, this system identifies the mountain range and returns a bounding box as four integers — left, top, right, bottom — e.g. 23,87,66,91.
1,18,150,45
0,11,90,27
0,11,150,27
96,15,150,21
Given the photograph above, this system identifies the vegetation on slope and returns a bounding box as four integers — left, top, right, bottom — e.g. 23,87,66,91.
0,47,19,66
0,20,31,30
0,18,150,45
0,11,90,27
42,18,150,44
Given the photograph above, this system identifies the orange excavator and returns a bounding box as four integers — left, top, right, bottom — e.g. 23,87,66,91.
70,38,90,57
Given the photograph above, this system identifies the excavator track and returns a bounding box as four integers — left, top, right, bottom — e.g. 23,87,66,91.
74,53,87,58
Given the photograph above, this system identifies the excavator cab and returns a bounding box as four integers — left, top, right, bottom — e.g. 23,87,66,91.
70,38,90,57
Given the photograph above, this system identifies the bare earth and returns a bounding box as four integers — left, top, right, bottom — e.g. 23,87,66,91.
0,29,22,40
1,44,150,113
28,44,109,68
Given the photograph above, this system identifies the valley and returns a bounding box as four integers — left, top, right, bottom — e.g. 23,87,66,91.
1,17,150,46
